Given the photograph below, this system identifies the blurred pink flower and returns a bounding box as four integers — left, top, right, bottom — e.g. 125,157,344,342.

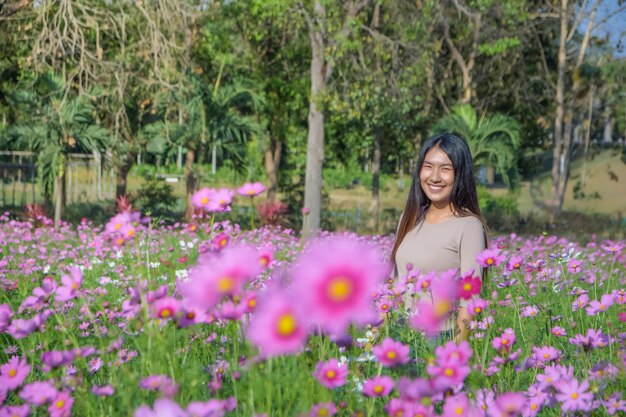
457,274,481,300
373,338,410,367
151,297,180,320
494,392,527,417
134,398,187,417
476,248,506,268
313,358,348,389
307,402,336,417
291,237,389,335
246,289,309,357
19,380,58,405
55,266,83,302
466,298,488,316
237,182,265,197
182,244,262,311
492,328,516,354
442,393,470,416
362,376,394,397
0,405,30,417
0,356,30,391
207,188,235,212
192,187,214,210
48,392,73,417
0,304,12,332
585,293,614,316
555,378,593,413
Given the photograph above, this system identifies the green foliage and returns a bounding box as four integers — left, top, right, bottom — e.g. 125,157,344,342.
478,37,521,56
432,104,522,189
133,173,178,220
477,186,520,232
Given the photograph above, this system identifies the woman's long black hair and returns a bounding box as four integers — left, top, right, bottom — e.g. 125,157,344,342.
391,132,487,266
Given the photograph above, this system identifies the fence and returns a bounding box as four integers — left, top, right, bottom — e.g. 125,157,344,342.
0,151,116,210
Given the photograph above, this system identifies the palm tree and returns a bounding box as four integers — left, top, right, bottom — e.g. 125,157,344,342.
8,73,109,228
144,71,262,219
431,104,521,189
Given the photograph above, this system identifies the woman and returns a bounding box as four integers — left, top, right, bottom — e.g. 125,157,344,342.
391,132,487,342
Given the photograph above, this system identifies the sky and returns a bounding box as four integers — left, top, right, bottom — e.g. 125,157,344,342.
581,0,626,57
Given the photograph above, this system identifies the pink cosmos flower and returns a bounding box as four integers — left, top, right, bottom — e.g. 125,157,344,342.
55,266,83,302
0,405,30,417
0,304,13,331
40,350,76,369
105,212,138,234
373,338,410,367
567,259,583,273
435,340,473,365
236,182,266,197
572,294,589,311
411,270,459,336
466,298,488,316
246,289,309,357
210,232,230,252
48,392,73,417
585,293,614,316
192,187,214,210
555,378,593,413
551,326,567,337
0,356,30,391
457,274,481,300
291,237,389,335
91,385,115,396
182,244,262,311
492,328,516,354
494,392,527,417
307,402,336,417
207,188,235,212
506,255,523,271
531,346,561,366
442,393,470,417
19,380,58,405
88,357,103,374
362,376,394,397
176,307,207,328
521,305,539,318
186,398,234,416
476,248,506,268
139,375,178,398
604,393,626,415
151,297,180,320
257,245,274,269
134,398,187,417
313,359,348,389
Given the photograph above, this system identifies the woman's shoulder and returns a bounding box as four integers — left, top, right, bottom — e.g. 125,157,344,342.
450,214,485,231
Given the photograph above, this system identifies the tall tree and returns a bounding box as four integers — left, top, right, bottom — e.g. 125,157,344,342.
300,0,370,238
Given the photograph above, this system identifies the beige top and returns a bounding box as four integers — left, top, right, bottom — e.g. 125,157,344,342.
395,215,486,332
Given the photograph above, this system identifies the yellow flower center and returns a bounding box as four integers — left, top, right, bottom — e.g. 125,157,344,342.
247,190,255,195
501,339,509,345
374,385,384,394
115,223,122,230
116,237,125,246
216,277,234,293
386,351,397,360
474,307,482,313
444,368,454,377
487,258,494,265
248,299,256,309
56,400,65,409
599,304,605,310
326,370,336,379
186,312,196,319
201,197,208,205
543,353,549,359
531,404,538,410
327,277,353,302
571,393,579,400
8,369,16,378
421,281,429,288
435,299,452,317
318,409,329,417
463,283,472,291
455,406,463,415
259,256,269,266
276,313,296,336
160,308,171,318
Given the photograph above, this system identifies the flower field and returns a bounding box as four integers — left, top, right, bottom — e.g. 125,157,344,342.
0,208,625,416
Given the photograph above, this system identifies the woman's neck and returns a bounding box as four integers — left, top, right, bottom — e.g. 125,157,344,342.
425,203,454,223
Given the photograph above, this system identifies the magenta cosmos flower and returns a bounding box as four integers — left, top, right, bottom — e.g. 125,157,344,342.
236,182,266,197
442,393,471,417
362,376,394,397
191,187,214,210
134,398,187,417
494,392,527,417
0,405,30,417
182,244,262,311
291,237,390,335
457,274,481,300
246,289,309,357
0,304,12,332
410,270,459,336
476,248,506,268
0,356,30,390
207,188,235,212
19,379,58,405
48,392,73,417
55,266,83,302
373,338,410,367
313,358,348,389
555,378,593,413
585,293,614,316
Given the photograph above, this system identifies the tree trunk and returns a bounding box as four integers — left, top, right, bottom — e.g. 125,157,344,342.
185,148,196,221
54,161,65,231
302,1,327,239
211,143,217,176
369,128,381,232
603,112,613,144
581,86,594,190
264,138,282,202
550,0,568,219
115,158,134,199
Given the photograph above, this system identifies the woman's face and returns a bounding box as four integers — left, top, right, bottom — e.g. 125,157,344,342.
419,145,455,208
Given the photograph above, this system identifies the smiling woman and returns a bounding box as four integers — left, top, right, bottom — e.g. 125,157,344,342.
391,133,487,342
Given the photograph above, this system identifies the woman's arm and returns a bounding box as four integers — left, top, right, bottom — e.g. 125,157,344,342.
456,217,486,341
